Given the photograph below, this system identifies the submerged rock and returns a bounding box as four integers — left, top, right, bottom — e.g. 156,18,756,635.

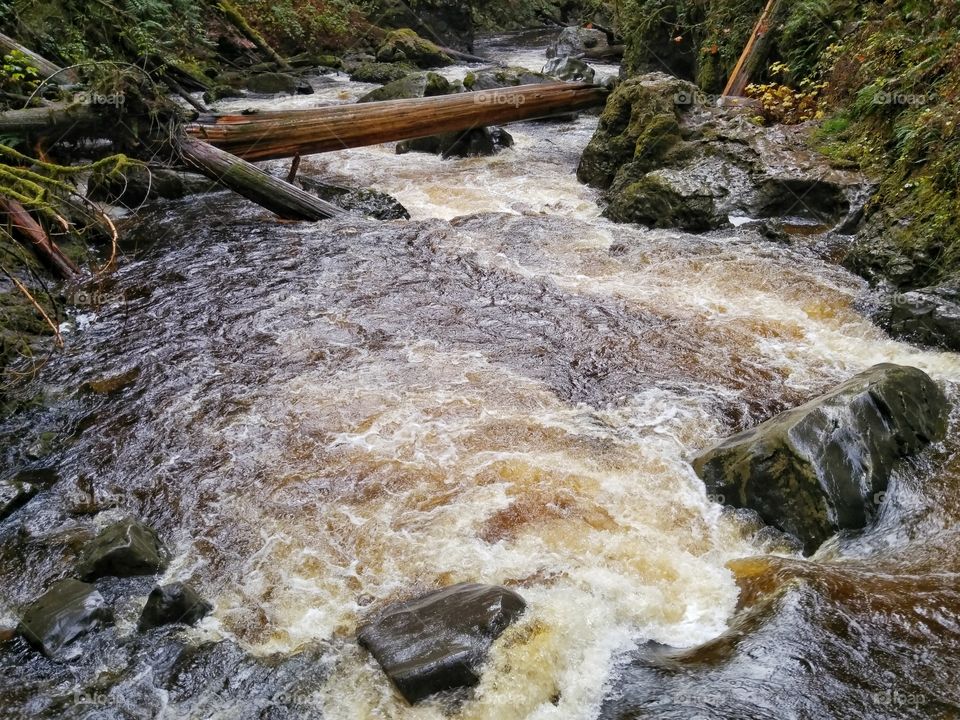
547,27,609,59
19,579,113,657
357,583,526,703
297,177,410,220
358,72,454,102
138,583,213,631
376,28,452,68
543,56,596,83
76,518,170,580
693,364,949,553
397,127,514,158
579,73,869,233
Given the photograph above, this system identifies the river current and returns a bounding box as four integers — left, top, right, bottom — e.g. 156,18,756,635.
1,30,959,720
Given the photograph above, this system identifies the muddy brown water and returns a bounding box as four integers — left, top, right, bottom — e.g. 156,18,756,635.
1,30,960,720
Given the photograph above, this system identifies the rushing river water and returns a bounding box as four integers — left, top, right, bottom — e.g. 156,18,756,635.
2,30,960,720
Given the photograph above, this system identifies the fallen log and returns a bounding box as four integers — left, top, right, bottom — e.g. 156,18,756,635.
217,0,291,71
176,137,346,220
723,0,789,97
0,32,79,84
0,103,100,136
186,82,608,162
0,197,80,279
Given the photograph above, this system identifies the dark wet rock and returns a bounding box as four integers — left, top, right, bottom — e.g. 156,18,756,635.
579,73,870,233
202,84,243,103
76,518,170,580
357,582,526,703
349,61,414,85
463,66,553,91
297,177,410,220
358,71,454,102
243,73,313,95
138,582,213,631
547,27,609,59
19,579,113,657
693,364,949,553
1,476,39,520
80,366,142,394
88,165,214,207
397,127,514,158
376,28,453,68
876,280,960,352
543,56,596,83
374,1,474,52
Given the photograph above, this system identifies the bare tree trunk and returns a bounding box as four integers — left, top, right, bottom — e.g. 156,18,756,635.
176,137,346,220
723,0,790,97
217,0,291,70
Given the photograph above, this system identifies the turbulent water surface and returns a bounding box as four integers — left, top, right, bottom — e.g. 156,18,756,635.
2,30,960,720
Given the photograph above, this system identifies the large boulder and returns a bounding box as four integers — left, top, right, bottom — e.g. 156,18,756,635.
76,518,170,580
357,583,526,703
579,73,870,233
547,27,610,59
693,364,949,553
376,29,452,68
397,127,514,158
358,72,454,102
371,0,474,52
19,579,113,657
138,582,213,631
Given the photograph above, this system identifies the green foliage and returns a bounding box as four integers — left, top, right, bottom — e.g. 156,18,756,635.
234,0,365,54
0,50,40,97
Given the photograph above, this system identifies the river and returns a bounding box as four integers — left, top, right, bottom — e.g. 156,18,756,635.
1,30,960,720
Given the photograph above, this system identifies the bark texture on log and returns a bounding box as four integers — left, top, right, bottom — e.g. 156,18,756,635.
0,103,100,135
217,0,292,70
177,137,346,220
186,82,608,162
723,0,790,97
0,198,80,279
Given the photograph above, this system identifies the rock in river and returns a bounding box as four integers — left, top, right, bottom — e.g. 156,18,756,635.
693,364,949,553
357,583,526,704
19,579,113,657
76,518,170,580
138,582,213,631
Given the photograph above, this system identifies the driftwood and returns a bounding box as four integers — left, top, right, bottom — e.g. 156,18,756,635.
177,137,345,220
186,82,608,162
723,0,789,96
0,32,79,84
0,197,80,279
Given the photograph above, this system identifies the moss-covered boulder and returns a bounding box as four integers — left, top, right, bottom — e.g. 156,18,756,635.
693,364,949,554
606,172,726,232
244,72,313,95
543,56,596,83
376,28,452,68
358,72,454,102
547,26,610,59
88,166,214,207
348,61,414,85
19,579,113,657
76,518,170,580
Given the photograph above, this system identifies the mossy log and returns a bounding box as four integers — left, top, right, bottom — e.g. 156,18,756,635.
176,137,345,220
723,0,790,96
217,0,291,70
187,82,609,162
